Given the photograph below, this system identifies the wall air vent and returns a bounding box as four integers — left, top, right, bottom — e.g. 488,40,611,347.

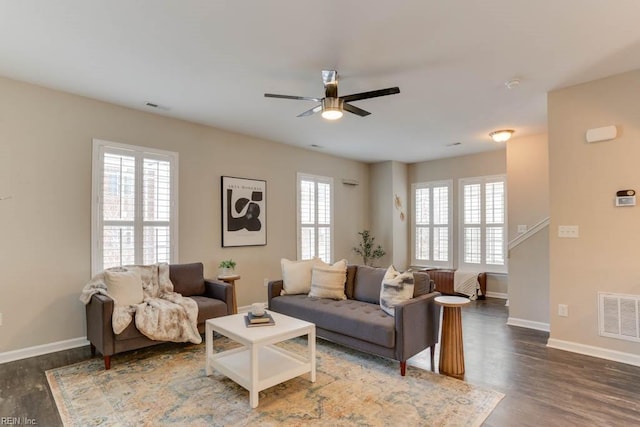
598,292,640,343
144,101,170,111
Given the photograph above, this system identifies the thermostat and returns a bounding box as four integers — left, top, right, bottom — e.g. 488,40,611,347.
616,196,636,207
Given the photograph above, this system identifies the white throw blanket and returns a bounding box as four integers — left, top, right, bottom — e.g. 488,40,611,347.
454,271,480,300
80,263,202,344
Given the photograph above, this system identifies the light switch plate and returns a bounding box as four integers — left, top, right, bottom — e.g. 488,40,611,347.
517,224,528,233
558,225,579,238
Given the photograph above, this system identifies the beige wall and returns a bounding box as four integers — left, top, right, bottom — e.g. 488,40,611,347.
369,161,409,270
408,149,507,294
370,162,393,267
391,161,409,270
0,76,369,353
548,70,640,356
506,134,550,326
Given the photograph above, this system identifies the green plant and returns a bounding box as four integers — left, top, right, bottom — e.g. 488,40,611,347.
353,230,386,266
218,259,236,270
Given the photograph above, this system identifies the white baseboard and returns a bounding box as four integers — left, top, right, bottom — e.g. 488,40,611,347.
485,291,508,299
547,338,640,368
0,337,90,364
507,317,550,332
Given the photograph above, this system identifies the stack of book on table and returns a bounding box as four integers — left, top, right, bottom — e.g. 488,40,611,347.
244,312,275,327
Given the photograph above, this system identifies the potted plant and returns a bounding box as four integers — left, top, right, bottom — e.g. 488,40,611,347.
353,230,386,266
218,259,237,277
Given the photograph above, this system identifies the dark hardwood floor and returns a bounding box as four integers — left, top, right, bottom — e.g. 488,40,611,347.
411,298,640,426
1,298,639,426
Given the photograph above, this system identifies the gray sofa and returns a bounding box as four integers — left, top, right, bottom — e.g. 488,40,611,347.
268,265,441,376
86,262,234,369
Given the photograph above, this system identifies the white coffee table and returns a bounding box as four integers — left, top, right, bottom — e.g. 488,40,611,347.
205,311,316,408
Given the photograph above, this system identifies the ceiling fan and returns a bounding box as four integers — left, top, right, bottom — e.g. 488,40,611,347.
264,70,400,120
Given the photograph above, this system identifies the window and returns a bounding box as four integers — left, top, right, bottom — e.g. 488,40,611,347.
297,173,333,263
459,175,507,273
92,139,178,274
412,180,452,267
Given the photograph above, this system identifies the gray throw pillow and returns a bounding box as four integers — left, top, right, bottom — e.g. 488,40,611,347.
353,265,386,304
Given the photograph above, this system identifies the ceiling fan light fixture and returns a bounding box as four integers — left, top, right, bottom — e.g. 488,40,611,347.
489,129,514,142
265,70,399,119
321,97,344,120
321,108,343,120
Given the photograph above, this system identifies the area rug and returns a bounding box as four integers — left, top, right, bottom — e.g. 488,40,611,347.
47,339,503,426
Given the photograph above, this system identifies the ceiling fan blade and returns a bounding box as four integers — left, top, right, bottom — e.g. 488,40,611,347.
297,104,323,117
264,93,322,102
343,102,371,117
340,87,400,102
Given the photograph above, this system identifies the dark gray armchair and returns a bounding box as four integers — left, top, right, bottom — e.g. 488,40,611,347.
86,262,233,369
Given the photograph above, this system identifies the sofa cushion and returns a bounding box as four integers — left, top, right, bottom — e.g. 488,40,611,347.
104,269,144,306
190,296,229,324
308,259,347,300
353,265,386,304
412,271,432,297
271,295,395,348
380,266,414,316
280,258,320,295
170,263,205,297
114,317,146,340
345,265,358,299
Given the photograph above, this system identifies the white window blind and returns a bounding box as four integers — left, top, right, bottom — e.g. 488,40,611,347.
412,180,452,267
92,139,178,275
459,175,507,273
297,173,333,263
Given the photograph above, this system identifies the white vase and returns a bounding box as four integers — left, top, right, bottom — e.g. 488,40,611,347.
220,267,234,277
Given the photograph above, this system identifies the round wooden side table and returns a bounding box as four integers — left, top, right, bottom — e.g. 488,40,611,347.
435,295,470,378
217,274,240,314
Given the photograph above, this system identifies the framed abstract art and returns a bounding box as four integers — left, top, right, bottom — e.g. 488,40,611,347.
221,176,267,247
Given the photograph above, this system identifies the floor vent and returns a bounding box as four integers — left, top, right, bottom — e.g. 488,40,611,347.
598,292,640,343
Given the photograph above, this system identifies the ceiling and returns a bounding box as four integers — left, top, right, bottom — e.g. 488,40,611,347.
2,1,640,163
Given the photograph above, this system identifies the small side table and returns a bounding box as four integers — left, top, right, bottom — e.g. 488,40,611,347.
217,274,240,314
435,295,470,378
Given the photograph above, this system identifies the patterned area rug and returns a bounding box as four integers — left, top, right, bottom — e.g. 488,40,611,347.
47,338,503,426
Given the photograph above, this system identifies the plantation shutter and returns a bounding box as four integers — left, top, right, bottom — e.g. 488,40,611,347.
297,173,333,263
459,175,506,273
142,156,172,265
92,139,178,274
412,180,452,267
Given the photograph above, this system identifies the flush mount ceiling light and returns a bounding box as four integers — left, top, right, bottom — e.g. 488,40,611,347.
489,129,515,142
504,78,521,90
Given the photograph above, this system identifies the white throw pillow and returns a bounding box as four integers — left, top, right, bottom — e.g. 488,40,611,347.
380,265,414,316
104,269,144,306
309,259,348,300
280,258,320,295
